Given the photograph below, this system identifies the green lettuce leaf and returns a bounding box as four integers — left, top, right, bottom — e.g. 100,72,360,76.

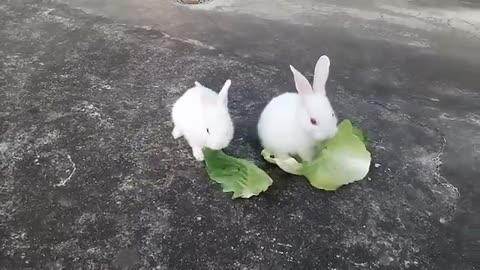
261,149,303,175
203,148,273,199
351,124,368,143
262,120,371,191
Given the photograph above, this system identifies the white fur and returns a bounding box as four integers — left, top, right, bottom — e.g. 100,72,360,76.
257,55,338,161
172,80,234,161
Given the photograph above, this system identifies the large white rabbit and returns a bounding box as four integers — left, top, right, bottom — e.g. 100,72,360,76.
257,55,338,162
172,80,234,161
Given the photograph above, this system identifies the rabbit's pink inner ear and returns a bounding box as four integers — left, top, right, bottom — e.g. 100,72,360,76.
313,55,330,95
290,65,313,96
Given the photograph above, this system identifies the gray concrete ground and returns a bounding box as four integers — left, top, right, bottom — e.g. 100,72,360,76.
1,0,479,269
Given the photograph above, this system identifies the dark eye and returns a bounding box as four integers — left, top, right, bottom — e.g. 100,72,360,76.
206,128,210,134
332,112,335,117
310,118,317,125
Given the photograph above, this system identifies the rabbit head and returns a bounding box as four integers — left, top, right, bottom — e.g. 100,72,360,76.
201,80,234,150
290,55,338,141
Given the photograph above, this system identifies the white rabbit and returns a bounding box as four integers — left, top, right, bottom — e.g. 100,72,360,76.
257,55,338,162
171,79,234,161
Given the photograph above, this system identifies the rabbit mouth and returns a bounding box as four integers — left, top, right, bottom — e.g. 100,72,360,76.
209,142,227,150
312,126,338,141
313,132,331,141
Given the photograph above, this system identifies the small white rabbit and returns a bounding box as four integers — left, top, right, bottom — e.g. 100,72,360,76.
171,79,234,161
257,55,338,162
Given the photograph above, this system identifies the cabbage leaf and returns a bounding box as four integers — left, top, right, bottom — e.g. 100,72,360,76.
203,148,273,199
262,120,371,191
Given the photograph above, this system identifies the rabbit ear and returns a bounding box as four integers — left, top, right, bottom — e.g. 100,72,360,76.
290,65,313,95
313,55,330,95
195,81,203,87
217,79,231,107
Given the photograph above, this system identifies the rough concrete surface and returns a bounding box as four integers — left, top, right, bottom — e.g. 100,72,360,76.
0,0,479,269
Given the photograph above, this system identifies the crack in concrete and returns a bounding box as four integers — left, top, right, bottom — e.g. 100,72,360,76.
55,155,77,187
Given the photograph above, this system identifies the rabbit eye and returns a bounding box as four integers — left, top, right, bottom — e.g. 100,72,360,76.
206,128,210,134
332,112,335,117
310,118,317,125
